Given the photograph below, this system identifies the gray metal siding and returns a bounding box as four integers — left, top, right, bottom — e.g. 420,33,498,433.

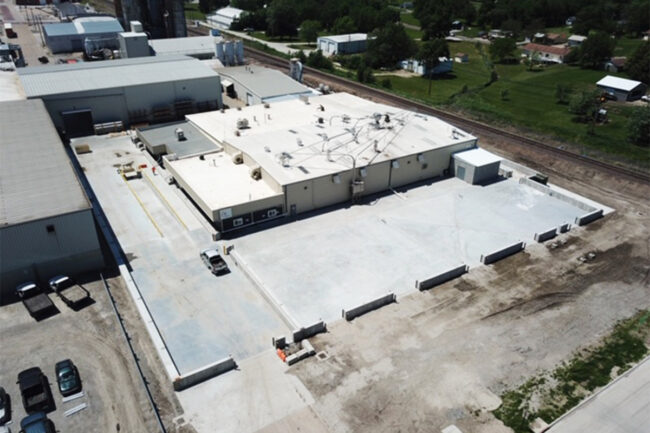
43,92,129,130
0,209,104,302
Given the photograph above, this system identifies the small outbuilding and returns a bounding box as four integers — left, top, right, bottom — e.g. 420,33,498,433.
567,34,587,47
454,52,468,63
596,75,647,101
207,7,244,30
452,148,501,185
317,33,368,56
43,16,124,53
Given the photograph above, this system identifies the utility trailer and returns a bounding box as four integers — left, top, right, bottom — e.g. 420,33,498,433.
15,282,56,319
48,275,90,309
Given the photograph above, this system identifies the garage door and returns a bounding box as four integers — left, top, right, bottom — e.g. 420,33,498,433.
62,109,94,138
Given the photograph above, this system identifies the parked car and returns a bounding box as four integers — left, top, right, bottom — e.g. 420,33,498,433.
16,368,54,414
19,412,55,433
200,248,229,275
54,359,81,397
0,387,10,425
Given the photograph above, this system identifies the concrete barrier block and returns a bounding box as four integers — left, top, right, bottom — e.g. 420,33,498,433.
173,356,237,391
558,223,571,233
292,320,327,342
272,336,286,349
575,209,603,226
302,339,316,356
480,241,526,265
342,293,396,321
534,227,557,243
416,264,469,291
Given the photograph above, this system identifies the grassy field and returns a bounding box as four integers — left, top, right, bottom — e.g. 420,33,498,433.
400,12,420,27
405,26,424,40
376,39,649,169
494,310,650,433
184,3,206,21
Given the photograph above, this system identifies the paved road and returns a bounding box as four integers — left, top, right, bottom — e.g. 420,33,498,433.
548,356,650,433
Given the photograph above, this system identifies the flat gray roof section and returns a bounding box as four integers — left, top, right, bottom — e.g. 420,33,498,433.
18,55,218,97
216,65,312,100
150,36,218,57
0,99,90,226
137,121,221,158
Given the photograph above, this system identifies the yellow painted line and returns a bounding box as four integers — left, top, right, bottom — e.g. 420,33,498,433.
120,172,164,237
142,171,188,230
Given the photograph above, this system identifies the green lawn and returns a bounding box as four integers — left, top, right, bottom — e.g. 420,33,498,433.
405,26,424,40
184,3,206,21
400,12,420,27
613,37,644,57
376,40,649,169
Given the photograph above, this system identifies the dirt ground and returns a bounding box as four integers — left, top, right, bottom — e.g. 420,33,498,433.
286,133,650,433
0,275,158,432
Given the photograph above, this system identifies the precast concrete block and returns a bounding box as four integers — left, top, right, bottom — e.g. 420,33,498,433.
558,223,571,233
480,241,526,265
342,293,396,321
416,264,468,291
173,356,237,391
575,209,603,226
292,320,327,342
272,336,286,349
534,227,557,243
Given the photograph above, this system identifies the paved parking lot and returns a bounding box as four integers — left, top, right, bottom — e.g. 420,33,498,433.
73,134,289,374
0,276,155,432
234,176,601,326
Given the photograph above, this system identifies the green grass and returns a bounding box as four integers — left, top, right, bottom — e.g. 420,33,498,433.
494,311,650,433
184,3,206,21
405,26,424,40
400,12,420,27
613,37,644,57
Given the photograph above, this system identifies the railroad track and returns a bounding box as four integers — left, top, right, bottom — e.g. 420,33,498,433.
243,45,650,185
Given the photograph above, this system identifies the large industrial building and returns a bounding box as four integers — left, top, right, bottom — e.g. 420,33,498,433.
43,16,124,53
139,93,478,233
18,55,222,137
218,65,316,106
0,99,104,302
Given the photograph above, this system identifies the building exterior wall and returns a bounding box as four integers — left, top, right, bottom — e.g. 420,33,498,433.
46,31,122,54
215,194,285,231
0,209,104,304
41,90,130,131
473,161,500,184
317,37,367,55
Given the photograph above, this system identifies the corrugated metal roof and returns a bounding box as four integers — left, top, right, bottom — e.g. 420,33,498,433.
150,36,218,57
43,16,123,37
217,65,311,99
318,33,367,43
43,22,77,37
18,56,219,97
596,75,642,92
0,99,90,226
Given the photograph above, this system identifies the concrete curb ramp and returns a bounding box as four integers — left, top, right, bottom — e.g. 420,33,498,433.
173,356,237,391
534,227,557,243
575,209,603,226
416,264,469,291
480,241,526,265
342,293,396,321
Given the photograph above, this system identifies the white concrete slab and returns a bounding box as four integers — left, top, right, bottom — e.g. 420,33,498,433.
234,177,599,326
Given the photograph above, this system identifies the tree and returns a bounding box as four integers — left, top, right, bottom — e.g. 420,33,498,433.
198,0,212,15
366,23,417,69
414,0,472,40
578,31,615,69
569,90,600,127
299,20,321,42
625,0,650,35
266,0,299,37
306,50,334,71
627,106,650,147
489,38,516,63
331,16,356,35
627,42,650,85
555,83,572,104
416,38,449,95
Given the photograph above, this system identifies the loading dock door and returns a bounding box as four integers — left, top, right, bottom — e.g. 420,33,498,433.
62,109,94,138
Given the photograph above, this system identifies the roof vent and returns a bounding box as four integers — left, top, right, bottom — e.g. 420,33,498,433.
174,127,186,141
236,118,249,129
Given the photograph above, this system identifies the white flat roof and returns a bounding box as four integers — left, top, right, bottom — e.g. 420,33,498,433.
150,36,219,57
188,93,476,186
167,151,281,210
453,148,501,167
216,65,312,99
318,33,367,43
596,75,643,92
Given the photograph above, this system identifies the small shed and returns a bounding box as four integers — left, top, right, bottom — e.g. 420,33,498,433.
596,75,647,101
317,34,368,56
567,34,587,47
452,148,501,185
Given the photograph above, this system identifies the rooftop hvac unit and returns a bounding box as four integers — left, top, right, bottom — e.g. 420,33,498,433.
175,127,186,141
250,166,262,180
236,118,249,129
232,152,243,164
350,180,365,194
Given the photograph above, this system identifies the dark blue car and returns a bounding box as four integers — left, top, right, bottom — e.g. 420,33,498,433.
20,412,55,433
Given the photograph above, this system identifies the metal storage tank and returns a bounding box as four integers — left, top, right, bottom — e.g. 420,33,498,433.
224,41,235,66
215,41,224,63
235,40,244,64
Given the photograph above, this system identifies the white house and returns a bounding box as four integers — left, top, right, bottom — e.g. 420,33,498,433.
522,43,571,64
207,7,244,30
400,57,453,75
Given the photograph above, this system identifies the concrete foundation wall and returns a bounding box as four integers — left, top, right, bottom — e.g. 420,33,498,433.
575,209,603,226
292,320,326,342
416,264,468,291
172,356,237,391
480,241,526,265
534,227,557,243
342,293,396,321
